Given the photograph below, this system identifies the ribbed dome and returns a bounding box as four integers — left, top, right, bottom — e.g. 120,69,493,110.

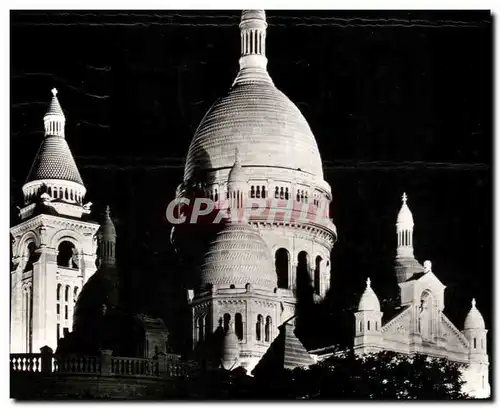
464,299,485,330
98,206,116,238
45,93,64,117
358,278,381,312
200,222,277,290
25,136,84,185
184,82,324,181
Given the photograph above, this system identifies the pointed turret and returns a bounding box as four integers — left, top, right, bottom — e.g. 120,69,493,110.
21,89,88,219
354,277,383,353
233,10,273,85
97,206,117,267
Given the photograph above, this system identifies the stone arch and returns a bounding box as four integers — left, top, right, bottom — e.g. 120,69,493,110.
57,241,78,268
50,229,82,250
235,313,243,341
275,248,290,289
256,314,263,341
16,231,40,258
265,316,272,342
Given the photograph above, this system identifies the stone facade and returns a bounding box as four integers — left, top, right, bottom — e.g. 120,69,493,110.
351,194,490,399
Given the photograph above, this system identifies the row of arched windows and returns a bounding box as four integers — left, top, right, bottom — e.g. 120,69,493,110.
202,184,324,208
359,320,379,332
275,248,324,295
256,315,272,342
398,230,412,246
56,284,79,303
250,185,267,199
472,337,485,350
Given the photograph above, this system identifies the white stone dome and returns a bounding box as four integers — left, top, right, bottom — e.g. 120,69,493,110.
464,299,485,330
183,81,324,182
358,278,381,312
200,222,277,290
396,192,414,227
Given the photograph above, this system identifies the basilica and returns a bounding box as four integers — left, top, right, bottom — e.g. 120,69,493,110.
9,10,490,399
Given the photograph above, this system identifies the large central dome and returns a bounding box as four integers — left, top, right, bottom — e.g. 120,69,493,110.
184,82,324,181
183,10,324,182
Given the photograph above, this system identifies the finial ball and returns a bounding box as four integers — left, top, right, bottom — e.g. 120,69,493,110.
51,88,58,97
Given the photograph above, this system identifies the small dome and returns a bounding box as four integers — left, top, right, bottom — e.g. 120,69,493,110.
464,298,485,330
358,278,381,312
200,222,277,290
396,192,414,227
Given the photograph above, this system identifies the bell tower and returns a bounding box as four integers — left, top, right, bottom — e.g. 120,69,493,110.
10,89,100,353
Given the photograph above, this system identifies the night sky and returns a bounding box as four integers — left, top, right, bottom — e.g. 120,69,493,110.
10,10,492,353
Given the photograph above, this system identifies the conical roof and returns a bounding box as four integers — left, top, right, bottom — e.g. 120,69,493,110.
25,136,83,184
25,89,83,185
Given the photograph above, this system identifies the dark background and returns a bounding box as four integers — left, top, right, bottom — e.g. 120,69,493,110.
10,10,492,355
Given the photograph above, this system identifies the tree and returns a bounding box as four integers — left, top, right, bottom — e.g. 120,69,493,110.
280,350,469,400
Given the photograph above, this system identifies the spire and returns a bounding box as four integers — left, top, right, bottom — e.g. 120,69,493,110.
44,88,66,137
396,192,414,258
233,10,273,85
98,205,117,267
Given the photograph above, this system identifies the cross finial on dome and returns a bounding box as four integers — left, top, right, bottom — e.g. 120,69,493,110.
402,192,407,204
105,205,111,217
51,88,58,97
366,277,371,288
472,298,476,308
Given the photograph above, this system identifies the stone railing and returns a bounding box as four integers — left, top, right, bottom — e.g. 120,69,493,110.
10,346,190,379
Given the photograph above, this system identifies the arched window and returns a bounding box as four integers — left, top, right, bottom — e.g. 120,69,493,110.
275,248,289,289
474,338,477,349
297,251,310,288
265,316,272,342
256,186,261,198
274,187,279,199
65,285,70,302
279,187,284,199
367,321,371,331
57,241,77,268
261,186,266,199
214,189,218,202
57,283,62,301
284,188,289,200
314,256,322,295
250,186,255,198
70,190,74,201
223,313,231,333
73,287,79,303
256,315,263,341
25,242,37,271
235,313,243,341
359,321,363,332
64,189,69,200
296,191,300,202
375,321,378,331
